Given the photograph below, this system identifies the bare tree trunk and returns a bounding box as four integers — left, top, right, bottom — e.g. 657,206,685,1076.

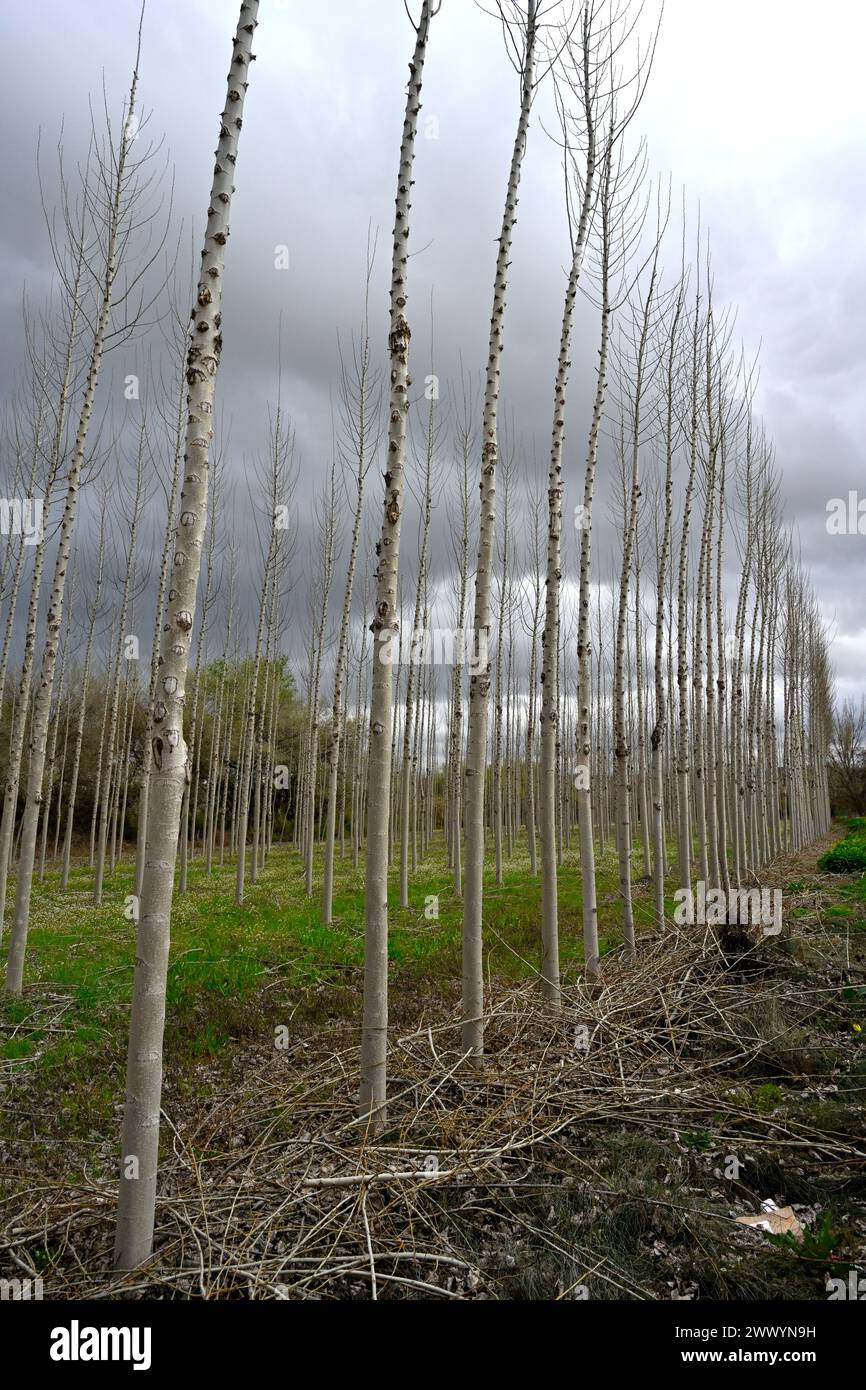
60,513,107,890
634,536,651,878
524,490,543,877
463,1,537,1057
181,481,218,894
114,1,259,1267
302,458,336,898
399,392,435,908
540,37,597,999
492,461,511,889
613,243,660,961
322,275,377,923
359,0,436,1127
650,274,685,925
448,396,473,897
676,269,703,892
95,425,144,903
39,562,74,882
237,426,285,904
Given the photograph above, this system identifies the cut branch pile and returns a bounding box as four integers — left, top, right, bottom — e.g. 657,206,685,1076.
3,904,862,1299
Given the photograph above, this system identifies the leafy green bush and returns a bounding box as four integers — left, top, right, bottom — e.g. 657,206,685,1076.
820,831,866,875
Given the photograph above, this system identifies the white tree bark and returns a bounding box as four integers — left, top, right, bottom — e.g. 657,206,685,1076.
675,278,703,893
237,425,283,905
301,459,336,897
650,275,685,925
114,0,259,1267
540,49,596,1002
492,459,511,888
576,135,613,982
322,299,376,924
613,247,659,961
134,369,185,897
94,425,144,903
359,0,437,1127
447,398,473,896
462,0,537,1058
60,512,107,890
399,396,435,908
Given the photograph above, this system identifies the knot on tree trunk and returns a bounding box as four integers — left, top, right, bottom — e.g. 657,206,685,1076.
388,315,411,358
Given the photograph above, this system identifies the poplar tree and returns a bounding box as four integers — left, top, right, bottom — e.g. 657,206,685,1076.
114,0,260,1268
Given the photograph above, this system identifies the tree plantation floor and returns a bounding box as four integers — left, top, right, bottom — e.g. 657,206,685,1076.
1,827,864,1300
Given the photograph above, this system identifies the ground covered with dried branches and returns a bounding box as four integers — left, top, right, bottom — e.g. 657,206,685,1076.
2,831,864,1300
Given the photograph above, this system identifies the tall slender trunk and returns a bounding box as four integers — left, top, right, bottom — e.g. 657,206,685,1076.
95,426,144,902
448,404,472,896
322,301,374,923
492,467,510,889
39,567,73,882
613,249,659,960
237,419,284,905
463,1,537,1057
302,458,336,897
540,52,597,999
399,395,434,908
650,276,685,925
359,0,436,1126
114,1,259,1267
60,513,107,890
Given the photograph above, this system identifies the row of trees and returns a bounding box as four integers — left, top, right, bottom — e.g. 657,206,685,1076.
0,500,835,922
0,0,834,1271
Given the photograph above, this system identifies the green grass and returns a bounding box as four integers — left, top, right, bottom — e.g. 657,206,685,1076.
0,831,663,1111
5,820,865,1090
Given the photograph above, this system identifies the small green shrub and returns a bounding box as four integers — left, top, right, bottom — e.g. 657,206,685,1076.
767,1210,844,1266
682,1129,714,1151
751,1082,783,1113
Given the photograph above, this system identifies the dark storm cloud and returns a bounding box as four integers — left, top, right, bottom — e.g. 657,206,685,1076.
1,0,863,698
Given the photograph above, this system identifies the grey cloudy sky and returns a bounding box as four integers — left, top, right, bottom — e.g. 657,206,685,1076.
1,0,864,700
